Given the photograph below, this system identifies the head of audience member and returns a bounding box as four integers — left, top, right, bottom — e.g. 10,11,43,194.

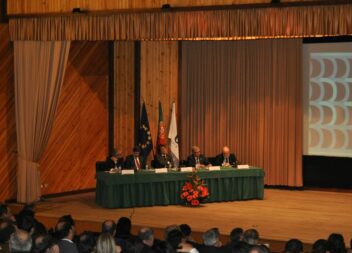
102,220,117,236
203,228,221,247
222,146,230,158
96,233,121,253
124,237,144,253
232,241,251,253
9,229,32,253
78,231,96,253
17,215,36,235
250,245,270,253
230,228,244,244
116,217,132,239
192,146,201,158
139,228,154,247
328,234,346,253
243,229,259,246
54,220,75,241
133,147,141,158
32,233,59,253
166,228,183,250
159,145,168,156
312,239,329,253
0,204,15,221
0,219,16,243
164,225,181,240
284,239,303,253
180,224,192,241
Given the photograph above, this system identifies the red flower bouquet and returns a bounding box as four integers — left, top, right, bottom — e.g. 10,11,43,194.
180,172,209,207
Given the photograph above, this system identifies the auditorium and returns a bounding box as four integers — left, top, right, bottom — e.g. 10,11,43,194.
0,1,351,253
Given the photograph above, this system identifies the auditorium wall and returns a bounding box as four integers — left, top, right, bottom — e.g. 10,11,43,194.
114,41,179,158
39,41,109,195
0,24,17,201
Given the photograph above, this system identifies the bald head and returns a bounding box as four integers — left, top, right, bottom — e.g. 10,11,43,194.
222,146,230,157
9,229,32,252
192,146,201,157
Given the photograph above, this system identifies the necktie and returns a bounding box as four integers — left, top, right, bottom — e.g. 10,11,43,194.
135,157,141,170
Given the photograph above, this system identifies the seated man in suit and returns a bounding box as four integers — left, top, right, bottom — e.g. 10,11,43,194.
215,146,237,167
186,146,210,168
154,145,174,168
124,146,146,170
105,149,124,170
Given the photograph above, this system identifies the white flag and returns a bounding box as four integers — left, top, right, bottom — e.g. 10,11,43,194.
168,102,179,167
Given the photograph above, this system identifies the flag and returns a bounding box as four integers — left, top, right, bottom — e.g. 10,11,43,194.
168,102,179,167
138,102,153,159
157,101,167,147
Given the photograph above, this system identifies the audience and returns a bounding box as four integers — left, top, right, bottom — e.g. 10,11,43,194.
0,203,351,253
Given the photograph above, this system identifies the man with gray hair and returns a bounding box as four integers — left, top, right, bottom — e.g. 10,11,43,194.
186,146,210,168
243,229,259,245
139,227,154,247
9,229,32,253
203,228,221,247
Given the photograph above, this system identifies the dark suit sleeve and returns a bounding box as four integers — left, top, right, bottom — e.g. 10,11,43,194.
123,155,133,169
154,154,164,168
202,155,210,165
230,153,237,165
186,155,195,167
215,154,222,166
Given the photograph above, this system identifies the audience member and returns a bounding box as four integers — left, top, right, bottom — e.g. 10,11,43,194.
55,218,79,253
328,234,346,253
284,239,303,253
9,229,32,253
243,230,259,246
102,221,117,237
312,239,329,253
32,233,59,253
96,233,121,253
78,232,96,253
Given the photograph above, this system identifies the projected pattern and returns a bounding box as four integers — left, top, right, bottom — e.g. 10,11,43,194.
309,52,352,157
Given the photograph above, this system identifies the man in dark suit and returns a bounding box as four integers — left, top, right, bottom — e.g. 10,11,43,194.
105,149,124,169
154,145,174,168
186,146,210,168
124,146,146,170
215,146,237,167
55,220,78,253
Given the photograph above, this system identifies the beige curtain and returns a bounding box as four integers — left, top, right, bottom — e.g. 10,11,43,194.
9,4,352,41
14,41,70,203
180,39,302,186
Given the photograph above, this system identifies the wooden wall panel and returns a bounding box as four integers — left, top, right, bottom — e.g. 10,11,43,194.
140,41,179,158
39,41,108,195
7,0,272,15
114,41,135,156
0,24,17,201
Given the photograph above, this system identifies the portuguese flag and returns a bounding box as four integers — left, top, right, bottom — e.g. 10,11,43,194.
157,101,167,146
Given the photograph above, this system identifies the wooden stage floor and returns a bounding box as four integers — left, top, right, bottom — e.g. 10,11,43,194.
13,189,352,248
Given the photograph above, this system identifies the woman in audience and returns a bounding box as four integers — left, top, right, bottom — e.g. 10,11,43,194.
328,234,347,253
284,239,303,253
96,233,121,253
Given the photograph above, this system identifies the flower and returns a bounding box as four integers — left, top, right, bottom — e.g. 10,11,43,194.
181,172,209,207
186,195,193,202
191,199,200,206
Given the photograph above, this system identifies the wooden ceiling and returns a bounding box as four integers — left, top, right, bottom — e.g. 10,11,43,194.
7,0,337,16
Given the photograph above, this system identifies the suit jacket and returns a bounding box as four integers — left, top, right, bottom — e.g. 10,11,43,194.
154,154,174,168
58,239,79,253
124,155,146,170
186,154,210,167
105,157,124,169
215,153,237,166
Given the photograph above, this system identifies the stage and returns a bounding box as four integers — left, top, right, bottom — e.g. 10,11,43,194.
10,189,352,252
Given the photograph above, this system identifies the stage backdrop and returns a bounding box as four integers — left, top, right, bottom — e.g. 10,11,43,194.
180,39,303,186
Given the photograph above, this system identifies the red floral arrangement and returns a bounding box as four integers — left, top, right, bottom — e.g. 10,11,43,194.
180,172,209,207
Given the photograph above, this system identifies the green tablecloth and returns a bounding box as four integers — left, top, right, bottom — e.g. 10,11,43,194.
96,167,264,208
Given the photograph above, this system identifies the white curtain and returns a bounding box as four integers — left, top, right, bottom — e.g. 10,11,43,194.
14,41,71,203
